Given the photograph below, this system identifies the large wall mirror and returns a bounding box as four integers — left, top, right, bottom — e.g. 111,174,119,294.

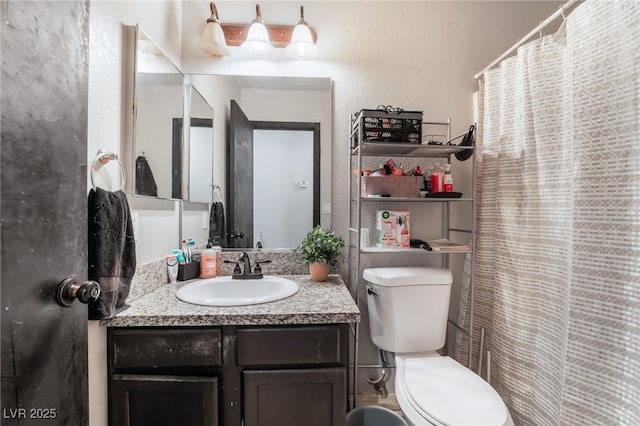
130,26,214,203
132,25,184,199
186,75,333,249
126,28,331,248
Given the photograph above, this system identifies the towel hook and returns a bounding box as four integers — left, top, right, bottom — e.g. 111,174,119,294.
212,184,223,203
91,149,126,191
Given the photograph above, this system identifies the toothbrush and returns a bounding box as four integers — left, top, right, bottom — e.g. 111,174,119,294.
189,239,195,262
182,239,189,263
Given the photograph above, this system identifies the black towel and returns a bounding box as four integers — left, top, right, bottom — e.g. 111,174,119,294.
88,188,136,320
209,201,226,247
135,155,158,196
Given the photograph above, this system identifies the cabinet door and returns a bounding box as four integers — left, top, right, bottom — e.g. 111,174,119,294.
110,374,218,426
243,368,346,426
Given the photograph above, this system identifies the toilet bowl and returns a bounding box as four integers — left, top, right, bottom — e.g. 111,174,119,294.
394,353,513,426
363,267,513,426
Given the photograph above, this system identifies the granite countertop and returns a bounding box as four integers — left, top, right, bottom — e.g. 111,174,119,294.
104,275,360,327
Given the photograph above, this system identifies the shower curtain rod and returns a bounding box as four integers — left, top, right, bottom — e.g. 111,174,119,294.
474,0,581,80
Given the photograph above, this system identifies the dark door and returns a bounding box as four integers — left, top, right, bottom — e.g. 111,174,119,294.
228,100,253,248
1,1,90,424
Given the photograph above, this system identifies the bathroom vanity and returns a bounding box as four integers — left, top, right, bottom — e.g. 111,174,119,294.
104,275,359,426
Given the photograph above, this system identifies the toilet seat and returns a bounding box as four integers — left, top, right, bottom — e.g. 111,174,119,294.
395,354,510,426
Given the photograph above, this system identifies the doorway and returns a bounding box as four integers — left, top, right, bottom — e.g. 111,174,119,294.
228,100,320,249
253,127,317,248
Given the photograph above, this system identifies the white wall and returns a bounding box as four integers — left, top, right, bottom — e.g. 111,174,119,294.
88,3,183,425
89,0,184,266
180,1,563,247
180,0,563,391
88,1,564,423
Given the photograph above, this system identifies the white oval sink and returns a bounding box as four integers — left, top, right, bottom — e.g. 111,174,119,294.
175,275,300,307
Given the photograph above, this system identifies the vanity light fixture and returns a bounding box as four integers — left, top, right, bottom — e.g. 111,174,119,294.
241,4,273,58
286,6,318,60
216,4,318,59
198,2,231,57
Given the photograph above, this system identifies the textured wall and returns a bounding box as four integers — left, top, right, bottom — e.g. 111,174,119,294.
180,0,564,393
87,1,564,422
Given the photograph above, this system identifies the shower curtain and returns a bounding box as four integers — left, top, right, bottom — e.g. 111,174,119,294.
456,1,639,425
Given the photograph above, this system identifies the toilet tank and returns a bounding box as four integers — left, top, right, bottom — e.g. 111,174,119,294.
364,267,452,353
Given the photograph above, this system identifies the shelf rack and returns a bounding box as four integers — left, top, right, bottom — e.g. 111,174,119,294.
347,115,478,407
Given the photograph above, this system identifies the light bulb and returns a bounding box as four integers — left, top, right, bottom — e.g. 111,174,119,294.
241,5,273,58
286,24,318,59
286,6,318,60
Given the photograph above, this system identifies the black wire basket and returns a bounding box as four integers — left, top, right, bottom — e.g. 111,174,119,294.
352,108,423,147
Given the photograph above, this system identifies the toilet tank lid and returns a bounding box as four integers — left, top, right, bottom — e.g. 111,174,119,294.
363,267,452,286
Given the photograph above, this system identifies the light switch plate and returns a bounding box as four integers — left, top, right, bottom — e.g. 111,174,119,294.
322,202,331,214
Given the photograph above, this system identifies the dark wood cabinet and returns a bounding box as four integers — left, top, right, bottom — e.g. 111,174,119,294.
108,324,348,426
111,374,218,426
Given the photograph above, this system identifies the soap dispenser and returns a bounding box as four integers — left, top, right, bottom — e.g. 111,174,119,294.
201,248,218,278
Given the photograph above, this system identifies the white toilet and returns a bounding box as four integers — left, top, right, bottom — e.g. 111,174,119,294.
364,267,514,426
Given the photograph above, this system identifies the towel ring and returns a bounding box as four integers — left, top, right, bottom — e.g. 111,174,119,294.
212,184,223,203
90,149,126,191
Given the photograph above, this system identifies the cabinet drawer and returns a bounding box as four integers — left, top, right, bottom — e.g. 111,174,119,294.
236,325,345,366
110,328,221,369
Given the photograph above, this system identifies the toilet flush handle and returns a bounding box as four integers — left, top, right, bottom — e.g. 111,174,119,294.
366,287,379,296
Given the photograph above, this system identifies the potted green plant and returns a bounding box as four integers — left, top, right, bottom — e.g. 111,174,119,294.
294,226,345,282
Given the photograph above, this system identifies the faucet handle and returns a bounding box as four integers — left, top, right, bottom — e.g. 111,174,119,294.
253,260,271,276
224,260,242,276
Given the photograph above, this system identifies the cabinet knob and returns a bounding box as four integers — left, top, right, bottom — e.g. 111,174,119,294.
228,231,245,240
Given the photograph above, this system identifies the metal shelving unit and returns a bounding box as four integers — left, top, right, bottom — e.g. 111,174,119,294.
347,114,477,405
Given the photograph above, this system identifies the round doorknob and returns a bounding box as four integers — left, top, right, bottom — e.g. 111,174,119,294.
56,278,101,307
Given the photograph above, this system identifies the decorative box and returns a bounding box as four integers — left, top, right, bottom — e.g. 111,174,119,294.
361,176,424,198
376,210,411,248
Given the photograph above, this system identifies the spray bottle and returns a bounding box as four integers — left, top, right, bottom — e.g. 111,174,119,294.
443,164,453,192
